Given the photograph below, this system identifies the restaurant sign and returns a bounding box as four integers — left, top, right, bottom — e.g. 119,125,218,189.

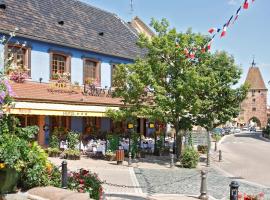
48,82,81,94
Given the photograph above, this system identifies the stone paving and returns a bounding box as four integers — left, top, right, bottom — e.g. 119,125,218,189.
134,166,270,199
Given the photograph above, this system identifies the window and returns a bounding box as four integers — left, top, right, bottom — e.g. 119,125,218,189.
252,90,255,97
83,117,101,134
111,64,117,87
252,107,256,111
50,52,70,80
50,116,71,130
83,59,100,84
252,99,256,103
17,115,37,127
6,45,31,76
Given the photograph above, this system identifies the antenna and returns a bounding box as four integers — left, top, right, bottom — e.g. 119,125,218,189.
130,0,134,16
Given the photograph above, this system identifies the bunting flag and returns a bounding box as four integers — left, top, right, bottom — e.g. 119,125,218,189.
220,24,227,38
205,0,255,53
176,0,254,60
233,6,242,23
243,0,249,9
208,28,222,34
226,15,234,27
208,28,217,34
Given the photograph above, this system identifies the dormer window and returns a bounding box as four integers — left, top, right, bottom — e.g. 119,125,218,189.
58,21,64,26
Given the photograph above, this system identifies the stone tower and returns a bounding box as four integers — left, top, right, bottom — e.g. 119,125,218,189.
238,62,268,128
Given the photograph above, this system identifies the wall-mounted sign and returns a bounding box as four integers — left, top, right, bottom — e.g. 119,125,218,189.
149,123,155,128
127,123,134,129
48,82,80,94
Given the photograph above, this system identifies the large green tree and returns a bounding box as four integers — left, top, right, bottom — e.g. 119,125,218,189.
109,18,247,158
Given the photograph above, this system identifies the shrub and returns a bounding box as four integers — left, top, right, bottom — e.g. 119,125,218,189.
47,148,61,157
63,149,80,160
67,131,80,150
107,134,119,152
68,169,102,200
181,147,199,168
212,133,221,142
197,145,208,154
49,135,59,149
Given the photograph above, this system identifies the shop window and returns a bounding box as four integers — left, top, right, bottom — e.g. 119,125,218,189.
6,44,31,77
83,117,101,134
50,116,71,131
50,52,70,80
17,115,37,127
83,59,100,85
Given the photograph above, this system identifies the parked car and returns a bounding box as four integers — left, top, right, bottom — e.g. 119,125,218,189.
223,127,232,135
250,126,256,132
233,128,241,133
212,128,225,136
242,126,249,131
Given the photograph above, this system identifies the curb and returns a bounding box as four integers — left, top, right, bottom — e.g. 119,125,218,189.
27,193,50,200
259,134,270,142
129,167,143,194
104,192,218,200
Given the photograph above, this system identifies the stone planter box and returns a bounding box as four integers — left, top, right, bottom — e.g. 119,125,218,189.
48,152,61,157
64,154,81,160
0,168,19,194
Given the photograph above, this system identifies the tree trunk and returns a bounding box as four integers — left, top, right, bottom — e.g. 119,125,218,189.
174,123,183,160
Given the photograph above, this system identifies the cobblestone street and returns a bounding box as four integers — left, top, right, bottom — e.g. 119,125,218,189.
134,167,270,199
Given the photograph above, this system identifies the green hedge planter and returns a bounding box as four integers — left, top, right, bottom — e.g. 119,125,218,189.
0,168,19,194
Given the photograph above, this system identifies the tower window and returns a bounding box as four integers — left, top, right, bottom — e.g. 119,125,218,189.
252,99,256,103
252,108,256,111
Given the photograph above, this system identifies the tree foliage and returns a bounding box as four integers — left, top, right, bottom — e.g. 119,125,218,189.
108,18,248,156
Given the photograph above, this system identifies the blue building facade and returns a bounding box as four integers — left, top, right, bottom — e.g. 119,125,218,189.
0,0,154,145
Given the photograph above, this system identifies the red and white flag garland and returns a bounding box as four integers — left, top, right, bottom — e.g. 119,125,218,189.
175,0,254,60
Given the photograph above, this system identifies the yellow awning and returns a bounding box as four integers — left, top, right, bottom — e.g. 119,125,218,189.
5,102,119,117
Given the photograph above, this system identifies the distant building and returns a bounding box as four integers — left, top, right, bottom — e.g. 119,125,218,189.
129,16,155,39
237,62,268,128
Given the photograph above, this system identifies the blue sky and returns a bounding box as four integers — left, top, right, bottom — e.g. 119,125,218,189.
82,0,270,101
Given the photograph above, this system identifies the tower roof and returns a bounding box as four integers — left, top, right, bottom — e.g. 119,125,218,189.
245,66,267,90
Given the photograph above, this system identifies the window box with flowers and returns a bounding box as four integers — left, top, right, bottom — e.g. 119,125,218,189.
8,66,29,83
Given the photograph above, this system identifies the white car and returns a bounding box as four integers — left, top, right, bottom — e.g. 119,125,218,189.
233,128,241,133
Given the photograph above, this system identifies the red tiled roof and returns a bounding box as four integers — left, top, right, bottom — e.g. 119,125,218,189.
245,67,267,90
10,81,123,106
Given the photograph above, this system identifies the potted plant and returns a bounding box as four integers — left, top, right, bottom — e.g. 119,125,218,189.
62,131,81,160
105,150,116,161
48,135,61,157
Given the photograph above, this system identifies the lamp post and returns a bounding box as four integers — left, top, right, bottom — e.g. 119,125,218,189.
127,122,134,165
